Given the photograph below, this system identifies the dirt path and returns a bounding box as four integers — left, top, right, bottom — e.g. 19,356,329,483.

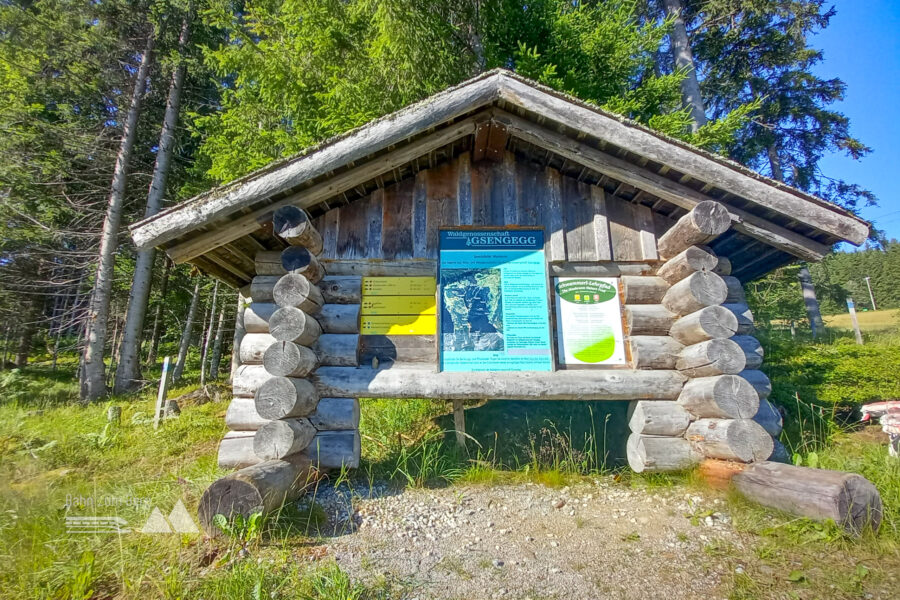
301,480,750,599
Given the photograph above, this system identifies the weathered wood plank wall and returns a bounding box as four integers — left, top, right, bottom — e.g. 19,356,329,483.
312,151,667,263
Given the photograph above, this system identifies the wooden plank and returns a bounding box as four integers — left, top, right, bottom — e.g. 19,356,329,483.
426,161,459,258
360,314,437,335
361,295,436,315
320,259,436,277
591,186,612,261
321,208,339,259
606,195,641,261
457,153,473,225
633,203,658,260
470,158,491,226
362,276,436,295
544,168,566,261
516,159,542,226
336,198,367,259
381,178,414,259
563,178,595,262
500,151,518,224
366,189,384,259
488,158,507,226
357,335,436,364
412,170,428,257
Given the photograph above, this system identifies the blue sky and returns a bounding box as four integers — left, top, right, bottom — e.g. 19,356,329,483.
813,0,900,246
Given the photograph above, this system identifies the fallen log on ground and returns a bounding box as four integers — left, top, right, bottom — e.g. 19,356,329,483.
734,461,883,535
198,455,318,534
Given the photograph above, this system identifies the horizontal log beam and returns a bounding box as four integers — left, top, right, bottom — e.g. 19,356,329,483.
273,206,324,254
311,366,686,400
319,259,437,277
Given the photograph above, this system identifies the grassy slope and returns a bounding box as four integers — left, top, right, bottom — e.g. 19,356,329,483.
2,330,900,599
823,308,900,332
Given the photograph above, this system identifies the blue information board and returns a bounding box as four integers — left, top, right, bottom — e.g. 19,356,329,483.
438,229,552,372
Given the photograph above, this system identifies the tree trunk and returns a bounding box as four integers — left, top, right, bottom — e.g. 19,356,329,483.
173,282,200,382
80,33,154,401
209,308,226,381
200,281,218,386
797,265,824,338
1,324,10,369
662,0,707,132
15,297,41,368
767,144,784,182
146,256,171,366
115,17,190,394
227,289,248,385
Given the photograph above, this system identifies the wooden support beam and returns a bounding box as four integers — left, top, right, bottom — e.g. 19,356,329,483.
686,418,773,462
453,400,466,449
662,271,727,316
627,400,692,436
656,245,718,285
627,434,700,473
677,374,759,419
311,366,686,400
669,306,739,346
624,304,676,336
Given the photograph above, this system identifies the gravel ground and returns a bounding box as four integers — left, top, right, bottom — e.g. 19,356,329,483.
297,480,748,599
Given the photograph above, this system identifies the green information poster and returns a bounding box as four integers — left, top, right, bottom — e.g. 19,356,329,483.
554,277,626,365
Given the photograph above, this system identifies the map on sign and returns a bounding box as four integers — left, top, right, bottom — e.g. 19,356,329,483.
438,229,552,372
440,268,503,352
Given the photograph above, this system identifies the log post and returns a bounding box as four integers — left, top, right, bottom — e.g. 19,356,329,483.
656,201,731,259
662,271,727,315
263,341,318,377
656,245,718,285
627,400,692,436
255,376,319,419
253,418,317,460
722,275,747,304
669,305,739,345
676,338,746,377
626,434,700,473
249,276,281,302
308,398,360,431
629,336,684,370
281,246,325,283
269,306,322,346
273,273,325,313
315,304,360,333
272,205,324,254
677,374,759,419
624,305,676,336
621,276,669,304
217,431,258,469
686,418,774,463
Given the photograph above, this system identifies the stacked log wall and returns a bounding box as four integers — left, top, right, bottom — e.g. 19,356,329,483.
626,201,779,472
219,207,361,471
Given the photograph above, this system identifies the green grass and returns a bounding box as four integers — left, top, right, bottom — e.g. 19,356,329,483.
823,308,900,332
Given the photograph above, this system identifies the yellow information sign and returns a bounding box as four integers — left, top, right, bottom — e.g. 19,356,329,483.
362,277,436,296
361,296,436,316
360,314,437,335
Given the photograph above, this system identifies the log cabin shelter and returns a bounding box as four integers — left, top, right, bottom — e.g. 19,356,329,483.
131,69,869,474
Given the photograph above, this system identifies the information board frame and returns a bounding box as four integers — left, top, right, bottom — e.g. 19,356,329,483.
552,276,628,369
437,227,554,373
